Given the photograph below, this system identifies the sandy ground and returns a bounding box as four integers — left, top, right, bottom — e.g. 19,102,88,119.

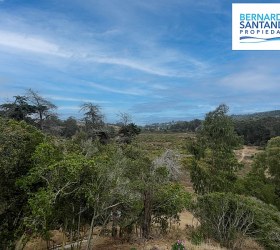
234,145,260,177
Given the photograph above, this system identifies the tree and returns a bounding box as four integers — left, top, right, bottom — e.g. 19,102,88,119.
189,104,243,194
241,136,280,200
123,145,190,239
191,192,280,249
62,116,79,138
79,103,104,131
0,118,44,249
118,123,141,144
116,112,132,126
26,89,58,130
0,95,37,122
20,140,133,250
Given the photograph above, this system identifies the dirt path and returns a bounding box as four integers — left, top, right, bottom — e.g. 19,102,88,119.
238,149,245,163
234,145,260,177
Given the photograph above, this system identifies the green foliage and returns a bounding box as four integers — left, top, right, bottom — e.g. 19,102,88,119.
169,119,202,132
118,123,141,143
235,137,280,209
171,240,186,250
121,145,191,238
0,118,44,249
61,116,79,138
20,146,97,238
0,95,37,123
233,116,280,146
190,104,243,194
153,183,191,234
191,230,204,245
192,192,280,249
234,148,280,209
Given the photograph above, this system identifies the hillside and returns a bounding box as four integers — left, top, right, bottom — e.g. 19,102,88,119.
231,110,280,120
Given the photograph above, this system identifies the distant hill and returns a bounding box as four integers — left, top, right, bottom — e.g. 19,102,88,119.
231,110,280,120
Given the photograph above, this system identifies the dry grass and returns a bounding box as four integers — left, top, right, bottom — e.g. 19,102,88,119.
234,146,260,177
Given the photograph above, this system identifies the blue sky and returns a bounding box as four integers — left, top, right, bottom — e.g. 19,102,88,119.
0,0,280,125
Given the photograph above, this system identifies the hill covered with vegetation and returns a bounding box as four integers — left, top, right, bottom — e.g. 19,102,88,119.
231,110,280,120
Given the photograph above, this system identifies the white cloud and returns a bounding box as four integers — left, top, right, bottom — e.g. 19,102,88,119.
83,81,150,96
219,71,280,92
0,31,71,57
44,95,110,103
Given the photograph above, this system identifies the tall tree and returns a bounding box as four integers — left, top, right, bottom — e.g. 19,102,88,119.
26,89,57,130
189,104,243,194
79,103,104,131
0,118,44,249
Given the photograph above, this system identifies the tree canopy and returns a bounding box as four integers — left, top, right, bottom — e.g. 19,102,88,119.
189,104,243,194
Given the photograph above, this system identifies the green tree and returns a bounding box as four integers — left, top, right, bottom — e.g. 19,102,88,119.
123,145,190,238
20,140,132,250
118,123,141,144
192,192,280,249
26,89,58,131
0,118,44,249
237,136,280,204
62,116,79,138
0,95,37,122
189,104,243,194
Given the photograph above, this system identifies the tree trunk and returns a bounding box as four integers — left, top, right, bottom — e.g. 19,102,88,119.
142,190,152,239
111,206,118,237
85,213,95,250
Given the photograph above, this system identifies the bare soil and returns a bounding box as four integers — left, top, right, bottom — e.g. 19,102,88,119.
234,145,260,177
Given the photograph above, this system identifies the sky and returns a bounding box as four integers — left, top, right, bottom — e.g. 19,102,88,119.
0,0,280,125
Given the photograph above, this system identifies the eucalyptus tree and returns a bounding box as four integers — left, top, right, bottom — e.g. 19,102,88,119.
189,104,243,194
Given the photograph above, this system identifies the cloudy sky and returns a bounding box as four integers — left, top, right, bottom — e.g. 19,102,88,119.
0,0,280,125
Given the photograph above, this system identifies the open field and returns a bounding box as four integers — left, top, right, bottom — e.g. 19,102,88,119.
135,132,195,157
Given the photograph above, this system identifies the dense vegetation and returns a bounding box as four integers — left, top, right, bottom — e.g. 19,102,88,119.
142,111,280,147
1,92,280,249
234,117,280,146
231,110,280,120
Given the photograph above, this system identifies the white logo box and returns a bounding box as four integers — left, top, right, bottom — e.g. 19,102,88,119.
232,3,280,50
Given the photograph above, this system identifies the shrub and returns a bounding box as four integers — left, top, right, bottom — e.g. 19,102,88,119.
191,230,204,245
171,239,186,250
191,192,280,249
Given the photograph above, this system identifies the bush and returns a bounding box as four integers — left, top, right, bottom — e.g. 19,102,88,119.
171,240,186,250
191,192,280,249
191,230,204,245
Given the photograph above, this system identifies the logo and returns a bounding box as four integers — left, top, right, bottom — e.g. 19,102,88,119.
232,3,280,50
